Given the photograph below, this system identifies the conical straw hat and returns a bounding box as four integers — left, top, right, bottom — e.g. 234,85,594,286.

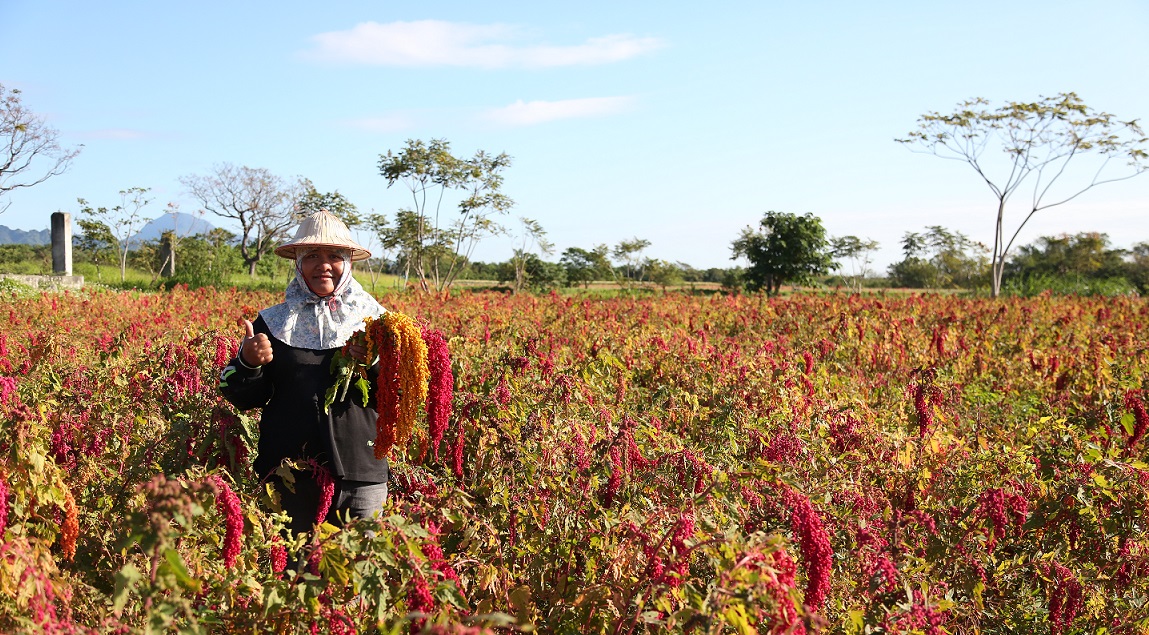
275,210,371,261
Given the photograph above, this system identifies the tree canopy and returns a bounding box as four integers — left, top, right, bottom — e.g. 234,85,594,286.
1006,232,1127,280
887,225,988,289
560,246,611,289
829,235,880,292
378,139,514,292
730,211,832,294
77,187,152,283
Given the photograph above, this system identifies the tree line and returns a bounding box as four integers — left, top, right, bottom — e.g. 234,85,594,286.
2,82,1147,296
728,210,1149,296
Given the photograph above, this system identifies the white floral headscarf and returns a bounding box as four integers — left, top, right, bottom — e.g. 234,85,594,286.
259,248,386,350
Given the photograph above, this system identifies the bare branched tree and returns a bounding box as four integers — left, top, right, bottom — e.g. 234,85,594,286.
181,164,301,276
0,83,82,213
898,92,1149,296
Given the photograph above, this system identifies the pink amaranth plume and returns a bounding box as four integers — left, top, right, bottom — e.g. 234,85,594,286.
422,326,454,461
210,475,244,568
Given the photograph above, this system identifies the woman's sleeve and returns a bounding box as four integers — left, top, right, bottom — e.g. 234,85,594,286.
218,356,273,410
218,316,274,410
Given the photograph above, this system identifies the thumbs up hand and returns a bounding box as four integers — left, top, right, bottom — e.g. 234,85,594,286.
239,318,274,367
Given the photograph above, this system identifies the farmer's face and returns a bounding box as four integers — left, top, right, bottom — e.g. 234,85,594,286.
301,248,346,296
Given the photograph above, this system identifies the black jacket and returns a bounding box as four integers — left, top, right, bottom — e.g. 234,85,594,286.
218,315,389,483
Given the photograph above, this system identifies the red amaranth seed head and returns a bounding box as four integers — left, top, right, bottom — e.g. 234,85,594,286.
494,376,511,408
209,475,244,568
312,463,335,526
1124,390,1149,451
1049,562,1083,635
270,539,287,575
780,485,833,611
407,574,436,634
422,326,454,461
0,475,7,537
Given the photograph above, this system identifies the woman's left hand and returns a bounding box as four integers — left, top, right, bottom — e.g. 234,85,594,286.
346,343,369,363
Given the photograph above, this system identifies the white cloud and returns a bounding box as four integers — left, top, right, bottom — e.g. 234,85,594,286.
302,20,663,68
482,97,637,126
344,115,413,133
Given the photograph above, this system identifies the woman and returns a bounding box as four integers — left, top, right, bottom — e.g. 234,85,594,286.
219,210,387,536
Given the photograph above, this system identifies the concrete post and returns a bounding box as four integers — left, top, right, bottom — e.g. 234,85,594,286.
51,212,73,276
160,231,176,277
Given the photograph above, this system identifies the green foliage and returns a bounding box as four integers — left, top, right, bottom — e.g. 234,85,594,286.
730,211,833,294
829,235,880,292
720,267,745,293
994,232,1148,297
74,218,116,281
1127,242,1149,294
180,164,300,277
0,276,35,296
999,273,1137,297
508,218,554,294
297,180,361,227
77,187,152,283
0,244,51,274
645,259,686,290
377,139,515,292
888,225,989,289
611,238,652,286
496,253,565,292
162,232,246,289
1007,232,1127,278
560,246,612,288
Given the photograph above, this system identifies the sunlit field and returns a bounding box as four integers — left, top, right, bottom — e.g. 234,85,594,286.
1,286,1147,634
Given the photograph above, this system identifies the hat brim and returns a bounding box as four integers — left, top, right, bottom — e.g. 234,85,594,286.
275,240,371,261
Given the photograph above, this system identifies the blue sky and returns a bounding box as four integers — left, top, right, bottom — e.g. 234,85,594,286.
2,0,1147,271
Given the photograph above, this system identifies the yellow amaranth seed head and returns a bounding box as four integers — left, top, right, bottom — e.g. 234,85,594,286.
365,311,430,457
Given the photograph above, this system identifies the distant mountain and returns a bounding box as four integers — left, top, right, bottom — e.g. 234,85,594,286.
130,212,217,244
0,225,51,245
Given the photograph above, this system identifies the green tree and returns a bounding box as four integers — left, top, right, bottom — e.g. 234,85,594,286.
77,187,152,283
508,218,553,294
161,231,242,288
730,211,833,294
1126,242,1149,294
180,164,301,277
0,83,82,213
357,212,395,292
1006,232,1127,280
560,246,611,288
128,235,164,282
1001,232,1135,295
887,226,988,289
378,139,514,292
496,253,565,292
145,202,200,280
611,238,651,288
74,218,115,281
296,180,361,227
829,235,880,292
374,209,450,289
645,259,685,290
898,92,1149,297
